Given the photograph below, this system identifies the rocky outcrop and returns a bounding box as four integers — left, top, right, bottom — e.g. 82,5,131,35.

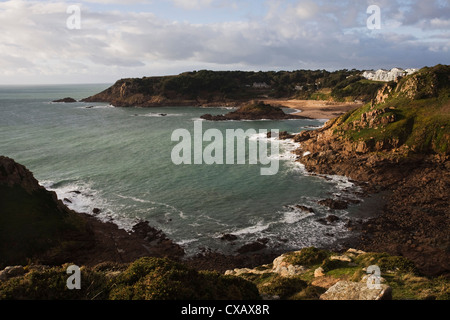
292,65,450,276
201,101,309,121
52,97,77,103
320,281,392,300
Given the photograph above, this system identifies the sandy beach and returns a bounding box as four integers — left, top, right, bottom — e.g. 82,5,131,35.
262,99,364,119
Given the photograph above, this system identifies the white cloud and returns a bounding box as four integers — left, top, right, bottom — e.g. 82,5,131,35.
0,0,448,84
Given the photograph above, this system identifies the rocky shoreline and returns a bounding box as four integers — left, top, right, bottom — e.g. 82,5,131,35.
292,121,450,277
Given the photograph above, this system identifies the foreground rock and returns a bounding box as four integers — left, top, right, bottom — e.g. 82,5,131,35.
201,101,310,121
320,281,392,300
225,246,449,300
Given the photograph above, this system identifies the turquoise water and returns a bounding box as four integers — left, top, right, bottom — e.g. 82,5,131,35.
0,84,368,255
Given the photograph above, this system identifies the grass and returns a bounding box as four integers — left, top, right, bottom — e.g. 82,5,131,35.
333,91,450,155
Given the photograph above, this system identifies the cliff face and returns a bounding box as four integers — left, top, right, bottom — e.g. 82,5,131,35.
0,156,94,267
293,65,450,276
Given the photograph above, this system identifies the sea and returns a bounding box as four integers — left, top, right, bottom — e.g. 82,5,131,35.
0,84,378,256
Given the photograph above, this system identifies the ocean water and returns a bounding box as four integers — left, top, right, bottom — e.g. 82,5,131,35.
0,84,374,255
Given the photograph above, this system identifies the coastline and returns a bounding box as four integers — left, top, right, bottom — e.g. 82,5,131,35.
293,121,450,276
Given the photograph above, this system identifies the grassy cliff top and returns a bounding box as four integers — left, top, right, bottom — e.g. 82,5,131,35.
330,65,450,155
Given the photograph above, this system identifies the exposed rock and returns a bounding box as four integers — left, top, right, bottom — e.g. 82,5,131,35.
0,266,25,281
317,199,348,210
236,238,269,254
221,234,238,241
294,205,315,213
267,131,295,140
201,101,309,121
314,267,325,277
320,281,392,300
225,251,308,278
330,255,352,262
52,97,77,103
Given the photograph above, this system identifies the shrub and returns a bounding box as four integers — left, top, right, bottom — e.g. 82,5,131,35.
284,247,330,267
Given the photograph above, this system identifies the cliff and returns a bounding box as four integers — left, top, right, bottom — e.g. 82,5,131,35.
0,156,184,269
293,64,450,276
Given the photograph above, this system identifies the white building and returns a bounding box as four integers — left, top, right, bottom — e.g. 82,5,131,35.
362,68,418,82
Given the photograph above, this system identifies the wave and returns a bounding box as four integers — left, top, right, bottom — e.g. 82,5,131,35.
115,194,187,219
77,104,115,109
133,112,184,117
40,179,135,231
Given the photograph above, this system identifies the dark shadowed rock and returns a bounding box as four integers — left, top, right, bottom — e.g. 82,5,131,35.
318,199,349,210
201,101,310,121
221,234,238,241
53,97,77,103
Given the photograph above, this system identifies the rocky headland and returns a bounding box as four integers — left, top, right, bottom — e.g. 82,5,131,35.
293,64,450,277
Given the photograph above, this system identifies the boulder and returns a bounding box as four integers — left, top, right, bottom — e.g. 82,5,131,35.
0,266,25,281
314,267,325,277
272,254,308,277
320,281,392,300
220,234,238,241
318,199,348,210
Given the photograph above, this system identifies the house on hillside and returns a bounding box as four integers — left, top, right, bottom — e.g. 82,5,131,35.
252,82,270,89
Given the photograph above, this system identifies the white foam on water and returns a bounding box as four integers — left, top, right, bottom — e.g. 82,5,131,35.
40,179,135,231
136,112,183,117
116,194,187,219
232,220,272,236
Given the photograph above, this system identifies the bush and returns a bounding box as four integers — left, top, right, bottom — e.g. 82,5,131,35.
258,275,307,299
284,247,330,267
109,257,260,300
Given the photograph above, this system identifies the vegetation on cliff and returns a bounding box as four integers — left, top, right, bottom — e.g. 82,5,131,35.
2,247,448,300
294,65,450,278
334,65,449,155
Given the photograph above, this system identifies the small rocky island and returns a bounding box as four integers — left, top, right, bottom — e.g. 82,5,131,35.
200,101,310,121
52,97,77,103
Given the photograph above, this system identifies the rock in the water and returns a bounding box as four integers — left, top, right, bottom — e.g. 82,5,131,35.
201,101,309,121
320,281,392,300
271,253,308,277
294,205,315,213
318,199,348,210
53,97,77,103
237,239,268,254
221,234,238,241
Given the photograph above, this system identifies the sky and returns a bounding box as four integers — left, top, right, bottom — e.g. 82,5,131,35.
0,0,449,84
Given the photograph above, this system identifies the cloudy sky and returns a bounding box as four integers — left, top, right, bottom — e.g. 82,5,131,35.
0,0,449,84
